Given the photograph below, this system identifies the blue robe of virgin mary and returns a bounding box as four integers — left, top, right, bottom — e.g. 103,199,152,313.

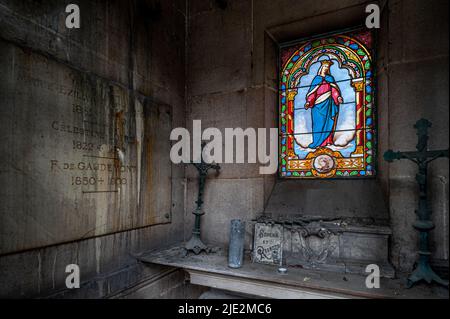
307,75,339,149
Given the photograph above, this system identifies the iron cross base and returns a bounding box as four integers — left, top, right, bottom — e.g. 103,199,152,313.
184,209,212,255
407,251,448,288
184,236,211,255
384,118,449,289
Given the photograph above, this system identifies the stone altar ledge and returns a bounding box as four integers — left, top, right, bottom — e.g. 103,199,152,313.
136,245,448,299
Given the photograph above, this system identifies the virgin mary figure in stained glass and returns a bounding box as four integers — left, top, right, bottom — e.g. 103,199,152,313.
279,29,375,179
304,59,344,148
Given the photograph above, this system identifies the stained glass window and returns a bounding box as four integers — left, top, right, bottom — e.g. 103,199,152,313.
279,29,375,178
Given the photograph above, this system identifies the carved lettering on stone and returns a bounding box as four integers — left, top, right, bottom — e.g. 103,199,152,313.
0,41,172,254
252,223,283,265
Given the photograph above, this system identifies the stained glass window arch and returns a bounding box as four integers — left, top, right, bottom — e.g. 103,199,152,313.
279,29,376,178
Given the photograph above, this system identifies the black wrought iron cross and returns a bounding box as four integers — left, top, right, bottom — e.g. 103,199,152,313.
184,143,221,255
384,118,449,288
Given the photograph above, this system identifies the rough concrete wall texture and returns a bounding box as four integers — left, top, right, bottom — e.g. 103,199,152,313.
0,0,192,298
186,0,449,273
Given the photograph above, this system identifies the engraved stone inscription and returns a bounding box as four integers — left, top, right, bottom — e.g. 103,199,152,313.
0,40,172,254
253,223,283,265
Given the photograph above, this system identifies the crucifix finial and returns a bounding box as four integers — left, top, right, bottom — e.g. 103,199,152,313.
414,118,432,152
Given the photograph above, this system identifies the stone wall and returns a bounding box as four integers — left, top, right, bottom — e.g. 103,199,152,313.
0,0,196,298
386,0,449,271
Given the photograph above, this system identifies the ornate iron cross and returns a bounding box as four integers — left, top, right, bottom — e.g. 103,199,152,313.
384,119,449,288
184,143,221,255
